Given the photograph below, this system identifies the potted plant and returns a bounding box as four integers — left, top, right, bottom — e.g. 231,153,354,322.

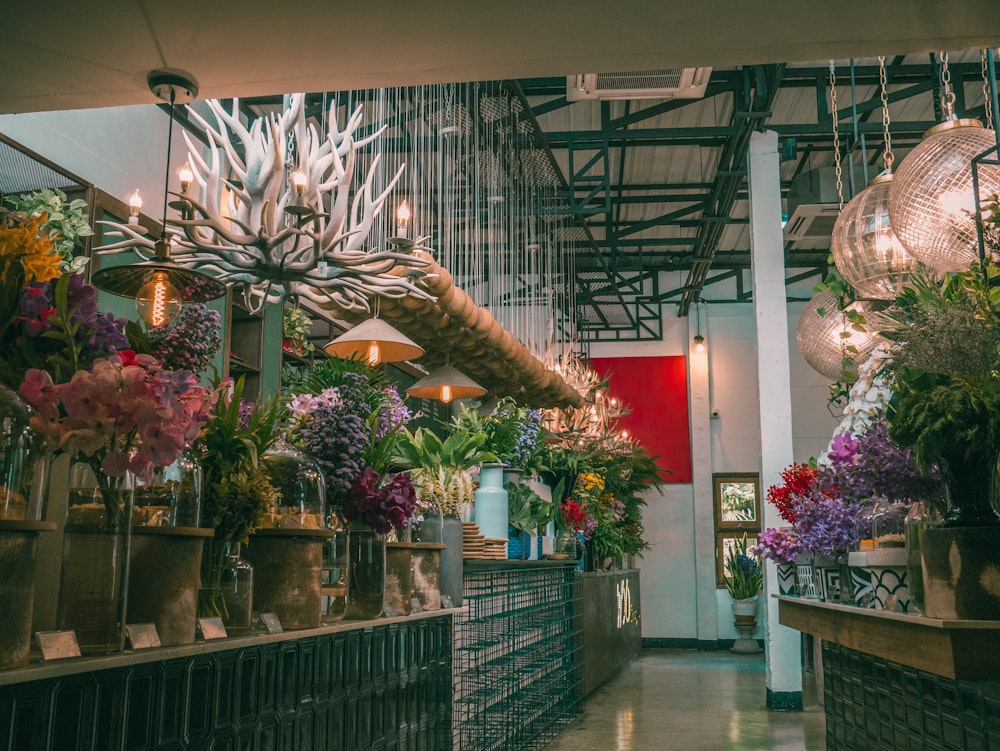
282,306,314,357
394,426,494,607
196,377,282,633
723,532,763,654
875,206,1000,617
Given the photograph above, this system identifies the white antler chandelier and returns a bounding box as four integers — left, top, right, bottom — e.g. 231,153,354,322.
99,92,432,314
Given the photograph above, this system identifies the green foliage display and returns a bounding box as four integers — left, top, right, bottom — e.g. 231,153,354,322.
198,377,282,542
4,188,93,270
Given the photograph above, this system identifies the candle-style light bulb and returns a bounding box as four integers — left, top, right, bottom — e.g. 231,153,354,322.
291,170,308,195
440,384,453,404
396,200,411,236
128,189,142,225
367,340,380,366
178,162,193,193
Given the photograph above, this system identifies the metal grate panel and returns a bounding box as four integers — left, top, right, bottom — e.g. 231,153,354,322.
0,138,85,196
454,564,583,751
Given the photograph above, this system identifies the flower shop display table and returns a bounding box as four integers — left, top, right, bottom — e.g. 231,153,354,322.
0,609,457,751
454,560,583,751
778,595,1000,750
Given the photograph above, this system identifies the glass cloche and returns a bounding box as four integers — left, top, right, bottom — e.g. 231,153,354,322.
0,383,49,521
261,440,327,530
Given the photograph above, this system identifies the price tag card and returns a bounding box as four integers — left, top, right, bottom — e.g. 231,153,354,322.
197,617,228,640
125,623,161,650
36,630,81,660
260,613,283,634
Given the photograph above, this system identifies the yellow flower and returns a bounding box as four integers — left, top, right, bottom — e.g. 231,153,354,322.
0,214,61,285
578,471,605,493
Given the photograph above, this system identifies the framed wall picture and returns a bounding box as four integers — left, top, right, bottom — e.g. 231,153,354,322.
713,473,761,531
716,531,761,587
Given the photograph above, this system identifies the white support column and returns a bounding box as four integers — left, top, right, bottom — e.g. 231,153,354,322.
747,130,803,709
688,316,716,646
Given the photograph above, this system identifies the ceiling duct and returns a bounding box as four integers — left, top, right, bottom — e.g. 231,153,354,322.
566,68,712,101
783,167,841,250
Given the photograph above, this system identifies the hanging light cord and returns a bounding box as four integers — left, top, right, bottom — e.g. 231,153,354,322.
159,87,177,250
939,50,956,121
982,49,995,131
878,57,894,174
830,61,844,210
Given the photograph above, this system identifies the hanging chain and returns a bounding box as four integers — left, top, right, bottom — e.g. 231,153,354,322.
878,56,894,173
982,48,995,130
940,50,956,119
830,61,844,210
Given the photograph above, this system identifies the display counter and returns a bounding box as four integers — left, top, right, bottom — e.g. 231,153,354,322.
778,596,1000,750
580,568,641,694
0,610,456,751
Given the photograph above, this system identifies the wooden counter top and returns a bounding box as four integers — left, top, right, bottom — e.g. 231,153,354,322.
778,596,1000,680
0,608,460,687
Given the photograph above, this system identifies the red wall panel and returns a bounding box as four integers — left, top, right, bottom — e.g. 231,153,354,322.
589,355,692,483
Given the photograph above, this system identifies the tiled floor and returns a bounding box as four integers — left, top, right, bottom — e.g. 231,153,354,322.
546,649,827,751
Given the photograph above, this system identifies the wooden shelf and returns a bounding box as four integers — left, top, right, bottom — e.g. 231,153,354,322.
777,595,1000,680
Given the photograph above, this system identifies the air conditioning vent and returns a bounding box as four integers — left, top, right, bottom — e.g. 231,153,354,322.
566,68,713,101
784,167,841,250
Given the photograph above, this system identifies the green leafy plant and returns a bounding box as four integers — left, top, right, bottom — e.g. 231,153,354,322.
282,307,314,353
723,533,763,601
4,188,93,270
506,482,540,533
198,377,282,543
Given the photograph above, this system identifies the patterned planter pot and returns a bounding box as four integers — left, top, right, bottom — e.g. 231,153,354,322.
850,549,909,612
812,556,842,602
775,563,797,596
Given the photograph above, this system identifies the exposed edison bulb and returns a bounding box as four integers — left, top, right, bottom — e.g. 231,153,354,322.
135,271,182,328
396,200,411,236
693,334,706,353
440,384,453,403
367,340,381,366
178,162,194,193
128,189,142,224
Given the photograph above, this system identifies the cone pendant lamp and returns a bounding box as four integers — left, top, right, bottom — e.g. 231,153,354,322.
406,364,486,403
324,317,424,364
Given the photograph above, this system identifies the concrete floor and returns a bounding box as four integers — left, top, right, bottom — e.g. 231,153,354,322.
546,650,827,751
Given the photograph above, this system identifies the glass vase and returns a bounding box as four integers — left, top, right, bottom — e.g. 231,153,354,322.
220,541,254,634
58,460,134,655
343,523,386,620
323,506,348,621
133,449,202,527
0,383,50,521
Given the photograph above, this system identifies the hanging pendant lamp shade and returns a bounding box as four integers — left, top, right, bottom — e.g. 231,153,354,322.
323,317,424,363
796,291,883,380
887,119,1000,273
831,173,927,300
91,70,227,325
405,365,486,403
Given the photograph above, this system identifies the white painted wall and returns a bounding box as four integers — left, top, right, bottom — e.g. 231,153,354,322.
594,300,837,642
0,104,192,218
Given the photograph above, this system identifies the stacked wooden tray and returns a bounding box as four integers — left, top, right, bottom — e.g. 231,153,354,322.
462,522,485,558
462,522,508,559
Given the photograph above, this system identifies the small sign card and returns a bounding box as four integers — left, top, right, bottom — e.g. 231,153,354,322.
36,630,81,660
197,617,228,640
260,613,283,634
125,623,161,650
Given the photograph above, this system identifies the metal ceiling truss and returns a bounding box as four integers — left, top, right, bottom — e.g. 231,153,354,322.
181,58,994,343
519,57,995,338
